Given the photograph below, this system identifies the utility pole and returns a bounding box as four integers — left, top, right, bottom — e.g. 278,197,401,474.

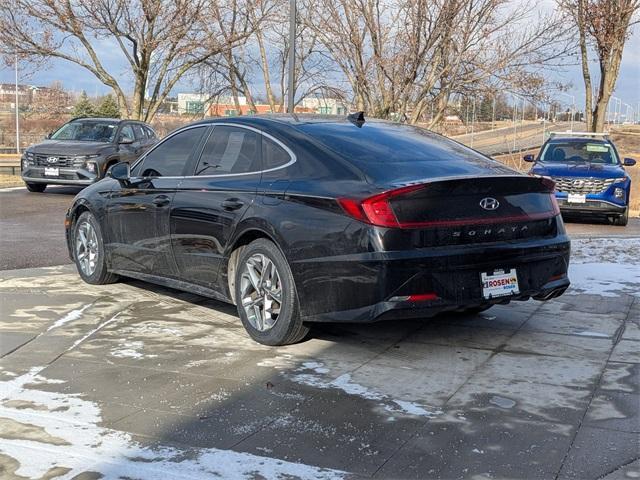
287,0,296,114
491,96,496,131
14,52,20,154
470,97,476,148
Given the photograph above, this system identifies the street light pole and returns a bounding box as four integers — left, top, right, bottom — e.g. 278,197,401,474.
14,53,20,154
287,0,296,114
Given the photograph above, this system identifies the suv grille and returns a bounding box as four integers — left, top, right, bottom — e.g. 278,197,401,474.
35,154,84,168
552,177,614,194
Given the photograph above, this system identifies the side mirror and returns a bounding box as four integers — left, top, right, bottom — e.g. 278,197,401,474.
523,154,535,162
108,162,131,184
46,132,52,139
623,158,636,167
119,135,134,145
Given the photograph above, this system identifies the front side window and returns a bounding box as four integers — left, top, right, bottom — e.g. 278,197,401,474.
540,141,618,165
51,120,118,142
135,127,206,177
195,126,260,176
119,125,135,142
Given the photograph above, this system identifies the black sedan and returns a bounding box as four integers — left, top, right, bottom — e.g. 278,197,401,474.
65,114,570,345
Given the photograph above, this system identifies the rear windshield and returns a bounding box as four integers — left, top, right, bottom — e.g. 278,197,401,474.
540,141,618,165
298,121,482,164
51,120,118,142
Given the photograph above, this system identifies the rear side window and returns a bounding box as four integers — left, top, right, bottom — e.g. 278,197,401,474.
144,126,156,139
135,127,206,177
195,126,260,176
132,124,145,140
262,137,292,170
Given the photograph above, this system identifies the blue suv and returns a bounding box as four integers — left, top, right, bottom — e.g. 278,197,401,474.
525,133,636,226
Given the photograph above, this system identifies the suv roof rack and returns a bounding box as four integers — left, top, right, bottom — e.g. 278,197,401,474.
549,131,609,138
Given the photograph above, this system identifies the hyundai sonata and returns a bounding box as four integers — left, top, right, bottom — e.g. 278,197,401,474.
65,114,570,345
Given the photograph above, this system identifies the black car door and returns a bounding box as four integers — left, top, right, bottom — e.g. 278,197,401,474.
170,125,262,291
106,126,208,277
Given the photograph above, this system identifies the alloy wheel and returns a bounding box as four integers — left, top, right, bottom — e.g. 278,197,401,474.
240,253,283,331
75,220,99,277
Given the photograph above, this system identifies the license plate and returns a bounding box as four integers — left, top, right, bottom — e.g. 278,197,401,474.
481,269,520,299
567,193,586,203
44,167,59,176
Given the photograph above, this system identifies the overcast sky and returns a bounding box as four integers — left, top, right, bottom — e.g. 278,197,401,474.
1,12,638,118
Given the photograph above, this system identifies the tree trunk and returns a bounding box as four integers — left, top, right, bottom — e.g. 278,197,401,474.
256,28,277,112
576,0,593,130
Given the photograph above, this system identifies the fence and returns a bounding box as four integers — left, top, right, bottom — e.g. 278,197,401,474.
0,132,47,150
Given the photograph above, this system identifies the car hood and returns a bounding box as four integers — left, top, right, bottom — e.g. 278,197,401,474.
27,140,113,156
532,162,626,179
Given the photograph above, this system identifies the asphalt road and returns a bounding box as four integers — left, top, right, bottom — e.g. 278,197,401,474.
1,184,639,271
454,122,587,156
0,185,82,270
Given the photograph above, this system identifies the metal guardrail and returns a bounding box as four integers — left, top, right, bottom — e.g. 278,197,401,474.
0,165,20,175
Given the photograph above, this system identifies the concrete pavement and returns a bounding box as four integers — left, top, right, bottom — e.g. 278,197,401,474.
0,236,638,479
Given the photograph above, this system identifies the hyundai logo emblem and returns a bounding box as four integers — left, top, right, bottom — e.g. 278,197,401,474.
479,197,500,211
46,156,59,164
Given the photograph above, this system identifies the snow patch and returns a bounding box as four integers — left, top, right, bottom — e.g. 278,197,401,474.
290,365,442,419
0,367,347,479
568,263,640,298
575,331,610,338
46,304,92,331
110,341,158,360
570,238,640,265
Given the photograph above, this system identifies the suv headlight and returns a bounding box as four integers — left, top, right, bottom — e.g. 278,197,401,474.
611,177,627,184
70,154,99,168
23,151,35,166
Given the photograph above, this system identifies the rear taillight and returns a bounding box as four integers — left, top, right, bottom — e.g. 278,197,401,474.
338,183,561,229
338,184,424,228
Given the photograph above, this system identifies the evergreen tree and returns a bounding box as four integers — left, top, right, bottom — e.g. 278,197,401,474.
96,94,121,118
72,91,96,117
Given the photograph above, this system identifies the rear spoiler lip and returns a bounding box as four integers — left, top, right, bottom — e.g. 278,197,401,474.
383,174,554,194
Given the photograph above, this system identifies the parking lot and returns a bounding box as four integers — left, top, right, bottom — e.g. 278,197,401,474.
1,186,639,479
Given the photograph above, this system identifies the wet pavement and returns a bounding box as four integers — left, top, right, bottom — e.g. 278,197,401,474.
0,236,638,479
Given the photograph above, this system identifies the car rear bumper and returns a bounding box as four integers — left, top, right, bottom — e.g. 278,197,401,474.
22,166,98,186
557,198,626,216
294,235,571,323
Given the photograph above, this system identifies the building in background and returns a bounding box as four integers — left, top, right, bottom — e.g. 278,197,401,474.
176,92,350,117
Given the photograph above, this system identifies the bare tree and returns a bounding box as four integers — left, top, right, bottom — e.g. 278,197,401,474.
304,0,570,126
559,0,639,131
0,0,254,121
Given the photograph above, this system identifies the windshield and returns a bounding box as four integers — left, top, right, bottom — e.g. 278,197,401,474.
51,121,118,142
540,141,619,165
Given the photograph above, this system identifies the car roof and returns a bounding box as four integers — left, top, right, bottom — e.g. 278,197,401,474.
547,137,611,144
189,113,373,128
69,117,149,125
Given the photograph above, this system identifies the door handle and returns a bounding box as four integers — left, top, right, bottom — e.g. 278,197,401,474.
222,198,245,211
152,195,171,207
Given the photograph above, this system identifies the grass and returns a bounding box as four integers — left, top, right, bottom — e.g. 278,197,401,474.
0,174,24,188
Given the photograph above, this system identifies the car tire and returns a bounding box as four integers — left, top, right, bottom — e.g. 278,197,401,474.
25,182,46,193
612,209,629,227
73,211,119,285
234,238,309,346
